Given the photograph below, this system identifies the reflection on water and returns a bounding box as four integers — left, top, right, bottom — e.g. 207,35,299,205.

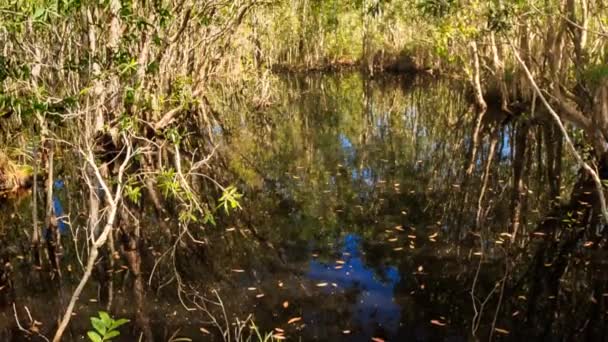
308,234,400,340
1,72,605,341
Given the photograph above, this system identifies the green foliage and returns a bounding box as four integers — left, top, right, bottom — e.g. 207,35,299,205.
87,311,129,342
583,64,608,87
124,179,142,204
417,0,457,19
217,185,243,214
487,5,511,32
158,168,181,199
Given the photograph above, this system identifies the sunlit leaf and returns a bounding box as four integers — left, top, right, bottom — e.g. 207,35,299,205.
87,331,102,342
90,318,106,336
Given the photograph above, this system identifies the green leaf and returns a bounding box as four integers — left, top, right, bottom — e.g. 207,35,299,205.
105,330,121,339
203,212,216,226
87,331,103,342
98,311,111,324
33,7,46,20
91,317,106,336
111,318,130,330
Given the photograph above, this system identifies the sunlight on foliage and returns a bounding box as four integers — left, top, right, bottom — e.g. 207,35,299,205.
87,311,129,342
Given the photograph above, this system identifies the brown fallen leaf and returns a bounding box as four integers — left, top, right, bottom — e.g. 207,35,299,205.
430,319,446,326
494,328,509,335
287,317,302,324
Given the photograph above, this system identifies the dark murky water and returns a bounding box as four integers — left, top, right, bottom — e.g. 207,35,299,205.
1,73,607,341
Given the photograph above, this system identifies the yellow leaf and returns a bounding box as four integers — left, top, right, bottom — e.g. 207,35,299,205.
494,328,509,335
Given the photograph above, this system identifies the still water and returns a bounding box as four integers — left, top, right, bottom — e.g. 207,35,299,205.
1,73,606,341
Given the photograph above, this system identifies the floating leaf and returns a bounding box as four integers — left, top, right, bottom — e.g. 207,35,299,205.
430,319,446,326
287,317,302,324
494,328,510,335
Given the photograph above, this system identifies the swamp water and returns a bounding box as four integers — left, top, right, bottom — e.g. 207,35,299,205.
1,73,607,341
